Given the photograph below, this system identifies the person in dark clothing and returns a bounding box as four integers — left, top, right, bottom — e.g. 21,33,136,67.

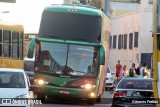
130,63,137,71
136,64,142,76
125,68,138,78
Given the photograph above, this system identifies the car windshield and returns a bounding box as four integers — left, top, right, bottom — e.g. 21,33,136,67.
24,60,34,71
36,42,99,76
0,72,26,88
117,79,153,90
107,67,110,73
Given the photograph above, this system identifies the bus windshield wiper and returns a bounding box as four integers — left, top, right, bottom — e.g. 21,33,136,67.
56,65,73,75
74,71,89,76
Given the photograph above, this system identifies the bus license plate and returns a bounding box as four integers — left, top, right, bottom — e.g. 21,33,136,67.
60,90,70,94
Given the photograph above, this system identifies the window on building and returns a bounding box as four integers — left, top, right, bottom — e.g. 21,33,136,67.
124,34,127,49
121,34,123,49
118,34,121,49
113,35,117,49
134,32,138,48
129,33,133,49
110,36,112,49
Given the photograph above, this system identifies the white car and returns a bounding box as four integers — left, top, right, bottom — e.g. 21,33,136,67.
0,68,39,107
24,57,35,85
105,66,115,90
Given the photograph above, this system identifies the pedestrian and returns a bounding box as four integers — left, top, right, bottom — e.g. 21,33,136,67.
125,68,138,78
120,65,128,79
115,60,122,82
136,64,142,77
130,63,137,72
141,63,150,78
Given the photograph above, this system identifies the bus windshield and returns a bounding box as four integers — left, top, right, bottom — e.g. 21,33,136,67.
39,12,102,42
37,42,99,76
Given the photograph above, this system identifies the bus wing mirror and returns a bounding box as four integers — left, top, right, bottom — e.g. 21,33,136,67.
99,46,105,65
27,39,36,58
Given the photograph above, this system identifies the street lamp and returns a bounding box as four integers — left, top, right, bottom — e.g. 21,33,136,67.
0,11,10,21
0,11,9,13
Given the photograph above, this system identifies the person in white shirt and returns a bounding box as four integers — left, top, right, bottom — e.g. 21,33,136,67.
119,65,128,79
140,63,150,78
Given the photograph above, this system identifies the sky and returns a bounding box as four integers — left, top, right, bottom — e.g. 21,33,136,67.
0,0,63,33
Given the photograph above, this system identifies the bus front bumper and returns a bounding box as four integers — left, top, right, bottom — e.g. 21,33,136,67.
35,85,97,99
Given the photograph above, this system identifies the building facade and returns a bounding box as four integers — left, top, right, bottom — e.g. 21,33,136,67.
109,0,153,71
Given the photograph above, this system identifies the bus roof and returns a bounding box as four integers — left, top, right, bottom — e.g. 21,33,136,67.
44,4,102,16
0,22,24,32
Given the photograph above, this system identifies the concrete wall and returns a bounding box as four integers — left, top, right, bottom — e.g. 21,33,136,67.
110,11,140,71
110,2,140,17
109,0,153,71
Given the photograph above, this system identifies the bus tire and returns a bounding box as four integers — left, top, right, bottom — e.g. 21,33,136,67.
96,95,101,103
37,94,46,103
87,98,95,105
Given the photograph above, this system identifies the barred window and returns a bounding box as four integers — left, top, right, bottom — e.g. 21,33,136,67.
124,34,127,49
118,34,122,49
121,34,123,49
129,33,133,49
110,36,112,49
113,35,117,49
134,32,138,48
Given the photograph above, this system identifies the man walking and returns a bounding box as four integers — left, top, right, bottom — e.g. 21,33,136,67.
115,60,122,82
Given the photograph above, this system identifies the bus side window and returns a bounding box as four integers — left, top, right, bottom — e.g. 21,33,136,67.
0,30,2,57
12,31,19,59
3,30,11,58
19,32,23,60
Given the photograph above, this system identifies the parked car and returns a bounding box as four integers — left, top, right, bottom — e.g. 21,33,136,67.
0,68,38,107
24,57,35,84
105,66,115,90
111,78,155,107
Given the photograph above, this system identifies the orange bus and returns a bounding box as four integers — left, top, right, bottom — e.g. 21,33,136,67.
0,22,24,69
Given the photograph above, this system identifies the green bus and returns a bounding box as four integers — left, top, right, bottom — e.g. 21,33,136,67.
27,4,111,104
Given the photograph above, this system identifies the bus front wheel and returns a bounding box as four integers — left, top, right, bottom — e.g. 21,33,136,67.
87,98,95,105
37,94,46,103
96,95,101,103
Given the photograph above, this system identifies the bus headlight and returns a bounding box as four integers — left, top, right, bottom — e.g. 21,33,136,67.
90,92,95,97
81,84,95,89
35,79,48,85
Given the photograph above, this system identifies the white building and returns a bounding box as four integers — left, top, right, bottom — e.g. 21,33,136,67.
109,0,153,71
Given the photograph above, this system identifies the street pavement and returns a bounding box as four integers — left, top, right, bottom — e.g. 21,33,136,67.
33,90,113,107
